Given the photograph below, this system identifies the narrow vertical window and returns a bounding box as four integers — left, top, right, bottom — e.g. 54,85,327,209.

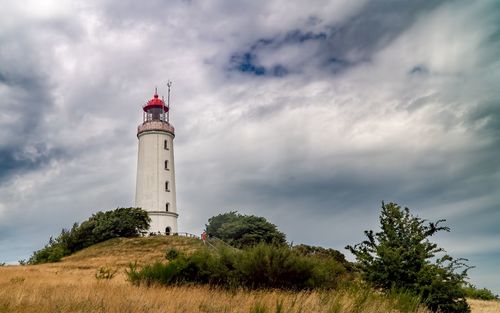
164,139,168,150
166,203,170,212
164,160,169,170
165,181,169,191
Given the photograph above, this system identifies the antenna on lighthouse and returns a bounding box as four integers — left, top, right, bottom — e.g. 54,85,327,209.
167,80,172,123
161,95,166,121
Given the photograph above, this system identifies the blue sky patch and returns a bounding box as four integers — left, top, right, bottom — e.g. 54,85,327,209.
229,30,328,77
409,65,428,75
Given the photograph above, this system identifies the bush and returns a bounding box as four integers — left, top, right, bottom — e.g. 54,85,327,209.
292,244,355,272
165,248,181,261
346,202,471,313
95,266,118,280
29,207,150,264
127,243,348,290
463,284,499,300
205,211,287,248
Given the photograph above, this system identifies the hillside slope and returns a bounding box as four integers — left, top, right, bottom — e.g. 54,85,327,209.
0,236,496,313
59,235,204,268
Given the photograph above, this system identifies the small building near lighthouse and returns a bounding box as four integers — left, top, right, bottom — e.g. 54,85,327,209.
135,87,178,235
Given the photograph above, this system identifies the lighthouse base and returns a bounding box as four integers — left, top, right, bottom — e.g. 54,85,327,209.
147,211,178,235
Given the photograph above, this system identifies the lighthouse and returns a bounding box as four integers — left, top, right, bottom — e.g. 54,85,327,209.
135,85,178,235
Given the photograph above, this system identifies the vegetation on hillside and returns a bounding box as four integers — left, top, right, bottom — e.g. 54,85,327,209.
12,203,496,313
346,202,472,313
292,243,355,272
463,284,499,301
205,211,287,248
127,243,350,290
28,207,150,264
1,228,497,313
0,263,433,313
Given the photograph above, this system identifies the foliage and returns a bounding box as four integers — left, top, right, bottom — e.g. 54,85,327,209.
0,262,5,266
95,266,118,280
18,259,26,266
29,207,150,264
165,248,181,261
205,211,287,248
462,283,499,300
292,244,355,272
346,202,472,313
127,243,348,290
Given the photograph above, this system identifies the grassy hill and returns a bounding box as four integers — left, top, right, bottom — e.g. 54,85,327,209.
0,236,497,313
60,236,204,268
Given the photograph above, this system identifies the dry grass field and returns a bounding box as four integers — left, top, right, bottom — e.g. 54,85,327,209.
468,299,500,313
0,236,496,313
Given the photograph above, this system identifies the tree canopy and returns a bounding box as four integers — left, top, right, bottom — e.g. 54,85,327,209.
346,202,471,313
205,211,286,248
29,207,150,264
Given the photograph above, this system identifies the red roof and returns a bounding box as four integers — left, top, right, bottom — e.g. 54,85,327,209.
143,90,168,112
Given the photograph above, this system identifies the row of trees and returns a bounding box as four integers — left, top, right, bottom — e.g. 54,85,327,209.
28,207,150,264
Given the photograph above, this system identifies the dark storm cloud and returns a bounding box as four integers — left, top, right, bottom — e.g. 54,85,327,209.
226,1,450,77
0,6,86,183
323,1,451,62
467,99,500,137
0,147,62,182
228,30,328,76
0,68,59,181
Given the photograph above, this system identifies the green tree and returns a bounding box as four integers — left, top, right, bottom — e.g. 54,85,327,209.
346,202,471,313
205,211,286,248
29,207,150,264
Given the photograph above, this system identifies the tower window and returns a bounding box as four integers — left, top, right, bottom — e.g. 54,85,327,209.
164,160,169,170
166,202,170,212
164,140,168,150
165,181,170,191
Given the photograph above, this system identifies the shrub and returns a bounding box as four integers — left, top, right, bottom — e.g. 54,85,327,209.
29,207,150,264
205,211,286,248
462,284,499,300
165,248,181,261
95,266,118,280
346,202,471,313
127,243,347,290
292,244,355,272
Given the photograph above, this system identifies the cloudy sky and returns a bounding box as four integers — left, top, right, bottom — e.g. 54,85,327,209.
1,0,499,293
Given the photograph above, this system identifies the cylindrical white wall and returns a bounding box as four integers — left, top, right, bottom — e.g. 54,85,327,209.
135,127,178,234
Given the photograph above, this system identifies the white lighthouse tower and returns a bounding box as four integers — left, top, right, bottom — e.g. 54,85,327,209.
135,85,178,235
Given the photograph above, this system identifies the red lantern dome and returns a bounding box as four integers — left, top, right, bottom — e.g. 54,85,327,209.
143,89,168,112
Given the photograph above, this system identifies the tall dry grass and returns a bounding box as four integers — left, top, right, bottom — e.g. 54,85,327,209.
468,299,500,313
0,237,492,313
0,263,432,313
